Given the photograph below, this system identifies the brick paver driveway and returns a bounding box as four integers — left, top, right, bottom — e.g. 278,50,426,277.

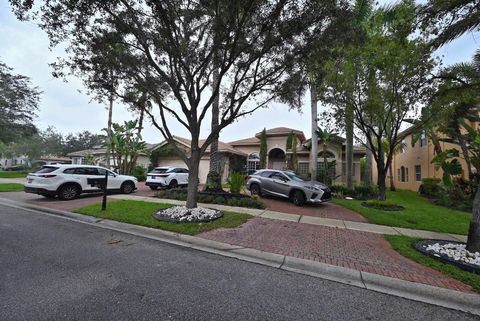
200,217,472,292
260,196,367,222
0,182,155,212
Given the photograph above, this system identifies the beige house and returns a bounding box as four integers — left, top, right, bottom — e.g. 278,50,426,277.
67,145,151,169
372,126,472,192
153,127,366,184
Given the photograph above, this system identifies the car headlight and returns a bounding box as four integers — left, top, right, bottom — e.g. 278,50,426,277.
305,185,319,191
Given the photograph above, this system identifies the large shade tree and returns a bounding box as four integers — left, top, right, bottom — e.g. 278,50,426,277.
10,0,342,208
0,61,40,144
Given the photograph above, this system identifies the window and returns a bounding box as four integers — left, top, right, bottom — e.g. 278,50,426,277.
36,166,59,174
297,162,309,175
152,168,169,174
269,172,288,181
415,165,421,181
400,166,409,182
420,130,427,147
260,171,274,177
397,168,401,181
247,152,260,172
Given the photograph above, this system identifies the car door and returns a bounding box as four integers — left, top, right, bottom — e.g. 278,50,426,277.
70,167,95,191
259,171,276,195
83,167,103,192
97,167,122,190
268,172,291,198
179,168,189,185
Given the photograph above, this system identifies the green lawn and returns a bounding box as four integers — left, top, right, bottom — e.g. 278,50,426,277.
0,183,24,192
332,190,470,235
74,200,251,235
0,171,28,178
385,235,480,292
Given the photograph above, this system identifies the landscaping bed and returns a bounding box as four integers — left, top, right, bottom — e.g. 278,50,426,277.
156,188,265,209
413,240,480,274
332,190,470,235
0,183,24,192
153,206,224,223
385,235,480,292
74,199,251,235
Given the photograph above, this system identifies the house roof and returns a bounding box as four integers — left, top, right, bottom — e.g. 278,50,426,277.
228,136,261,146
67,146,150,157
255,127,305,140
154,136,247,157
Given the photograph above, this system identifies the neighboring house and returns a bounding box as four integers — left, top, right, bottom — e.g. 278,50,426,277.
151,136,247,184
0,155,30,169
34,156,72,166
371,126,473,192
153,127,366,184
67,145,151,169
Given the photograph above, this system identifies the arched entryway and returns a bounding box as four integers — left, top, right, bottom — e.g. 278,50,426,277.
268,148,286,170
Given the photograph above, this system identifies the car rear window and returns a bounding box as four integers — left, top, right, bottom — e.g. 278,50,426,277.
35,166,59,174
151,168,169,173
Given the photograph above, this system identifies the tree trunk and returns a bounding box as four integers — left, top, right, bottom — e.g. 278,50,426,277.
186,149,201,209
389,164,396,191
310,85,318,181
137,98,145,138
364,147,372,187
346,103,354,188
376,155,386,200
207,55,222,191
466,185,480,252
106,92,114,169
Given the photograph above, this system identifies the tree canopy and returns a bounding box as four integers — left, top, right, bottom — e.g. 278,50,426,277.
0,61,40,144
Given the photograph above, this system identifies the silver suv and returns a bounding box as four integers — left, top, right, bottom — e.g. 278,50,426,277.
246,169,331,206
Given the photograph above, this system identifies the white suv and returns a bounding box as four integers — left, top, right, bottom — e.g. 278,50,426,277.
145,167,189,190
24,164,138,200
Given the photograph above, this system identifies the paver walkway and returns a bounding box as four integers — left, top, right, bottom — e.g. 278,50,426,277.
260,196,367,222
200,217,472,292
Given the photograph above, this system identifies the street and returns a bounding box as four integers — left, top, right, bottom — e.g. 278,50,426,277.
0,203,477,321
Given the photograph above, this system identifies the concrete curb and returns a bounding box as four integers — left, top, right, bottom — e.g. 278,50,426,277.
1,200,479,316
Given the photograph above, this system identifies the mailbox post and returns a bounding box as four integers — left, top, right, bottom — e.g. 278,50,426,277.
86,173,109,211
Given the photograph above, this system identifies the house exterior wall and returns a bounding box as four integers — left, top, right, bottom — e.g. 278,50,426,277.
0,156,29,168
371,132,470,192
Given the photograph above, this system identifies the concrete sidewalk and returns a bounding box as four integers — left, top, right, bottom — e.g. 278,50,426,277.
111,194,468,242
0,177,25,184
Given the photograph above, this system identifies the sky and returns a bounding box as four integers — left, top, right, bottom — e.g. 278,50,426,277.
0,1,479,145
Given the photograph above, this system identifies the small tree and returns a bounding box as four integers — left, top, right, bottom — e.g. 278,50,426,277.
105,121,146,175
259,128,267,169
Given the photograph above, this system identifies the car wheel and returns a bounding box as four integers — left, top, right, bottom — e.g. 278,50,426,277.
149,186,159,191
249,183,261,196
58,184,80,200
168,180,178,189
292,190,306,206
121,181,135,194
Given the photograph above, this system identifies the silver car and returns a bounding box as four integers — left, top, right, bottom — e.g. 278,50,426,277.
246,169,331,206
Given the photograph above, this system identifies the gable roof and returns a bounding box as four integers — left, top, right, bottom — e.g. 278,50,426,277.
255,127,305,140
154,136,247,156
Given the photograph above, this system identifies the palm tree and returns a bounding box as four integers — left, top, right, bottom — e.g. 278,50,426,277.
316,127,343,184
420,0,480,48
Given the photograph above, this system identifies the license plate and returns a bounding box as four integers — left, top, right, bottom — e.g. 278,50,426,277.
150,176,156,179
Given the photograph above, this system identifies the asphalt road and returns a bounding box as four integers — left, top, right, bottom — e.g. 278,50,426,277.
0,204,478,321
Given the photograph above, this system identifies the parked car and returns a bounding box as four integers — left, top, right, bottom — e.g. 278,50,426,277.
5,165,30,171
24,164,138,200
246,169,331,206
145,166,189,190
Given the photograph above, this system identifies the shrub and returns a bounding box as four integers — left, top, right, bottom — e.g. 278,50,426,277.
353,185,378,200
228,172,245,193
421,178,441,197
227,198,240,207
362,199,404,211
132,165,147,181
213,196,226,205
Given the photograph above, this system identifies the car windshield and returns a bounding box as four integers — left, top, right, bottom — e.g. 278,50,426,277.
151,168,169,173
284,171,305,182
